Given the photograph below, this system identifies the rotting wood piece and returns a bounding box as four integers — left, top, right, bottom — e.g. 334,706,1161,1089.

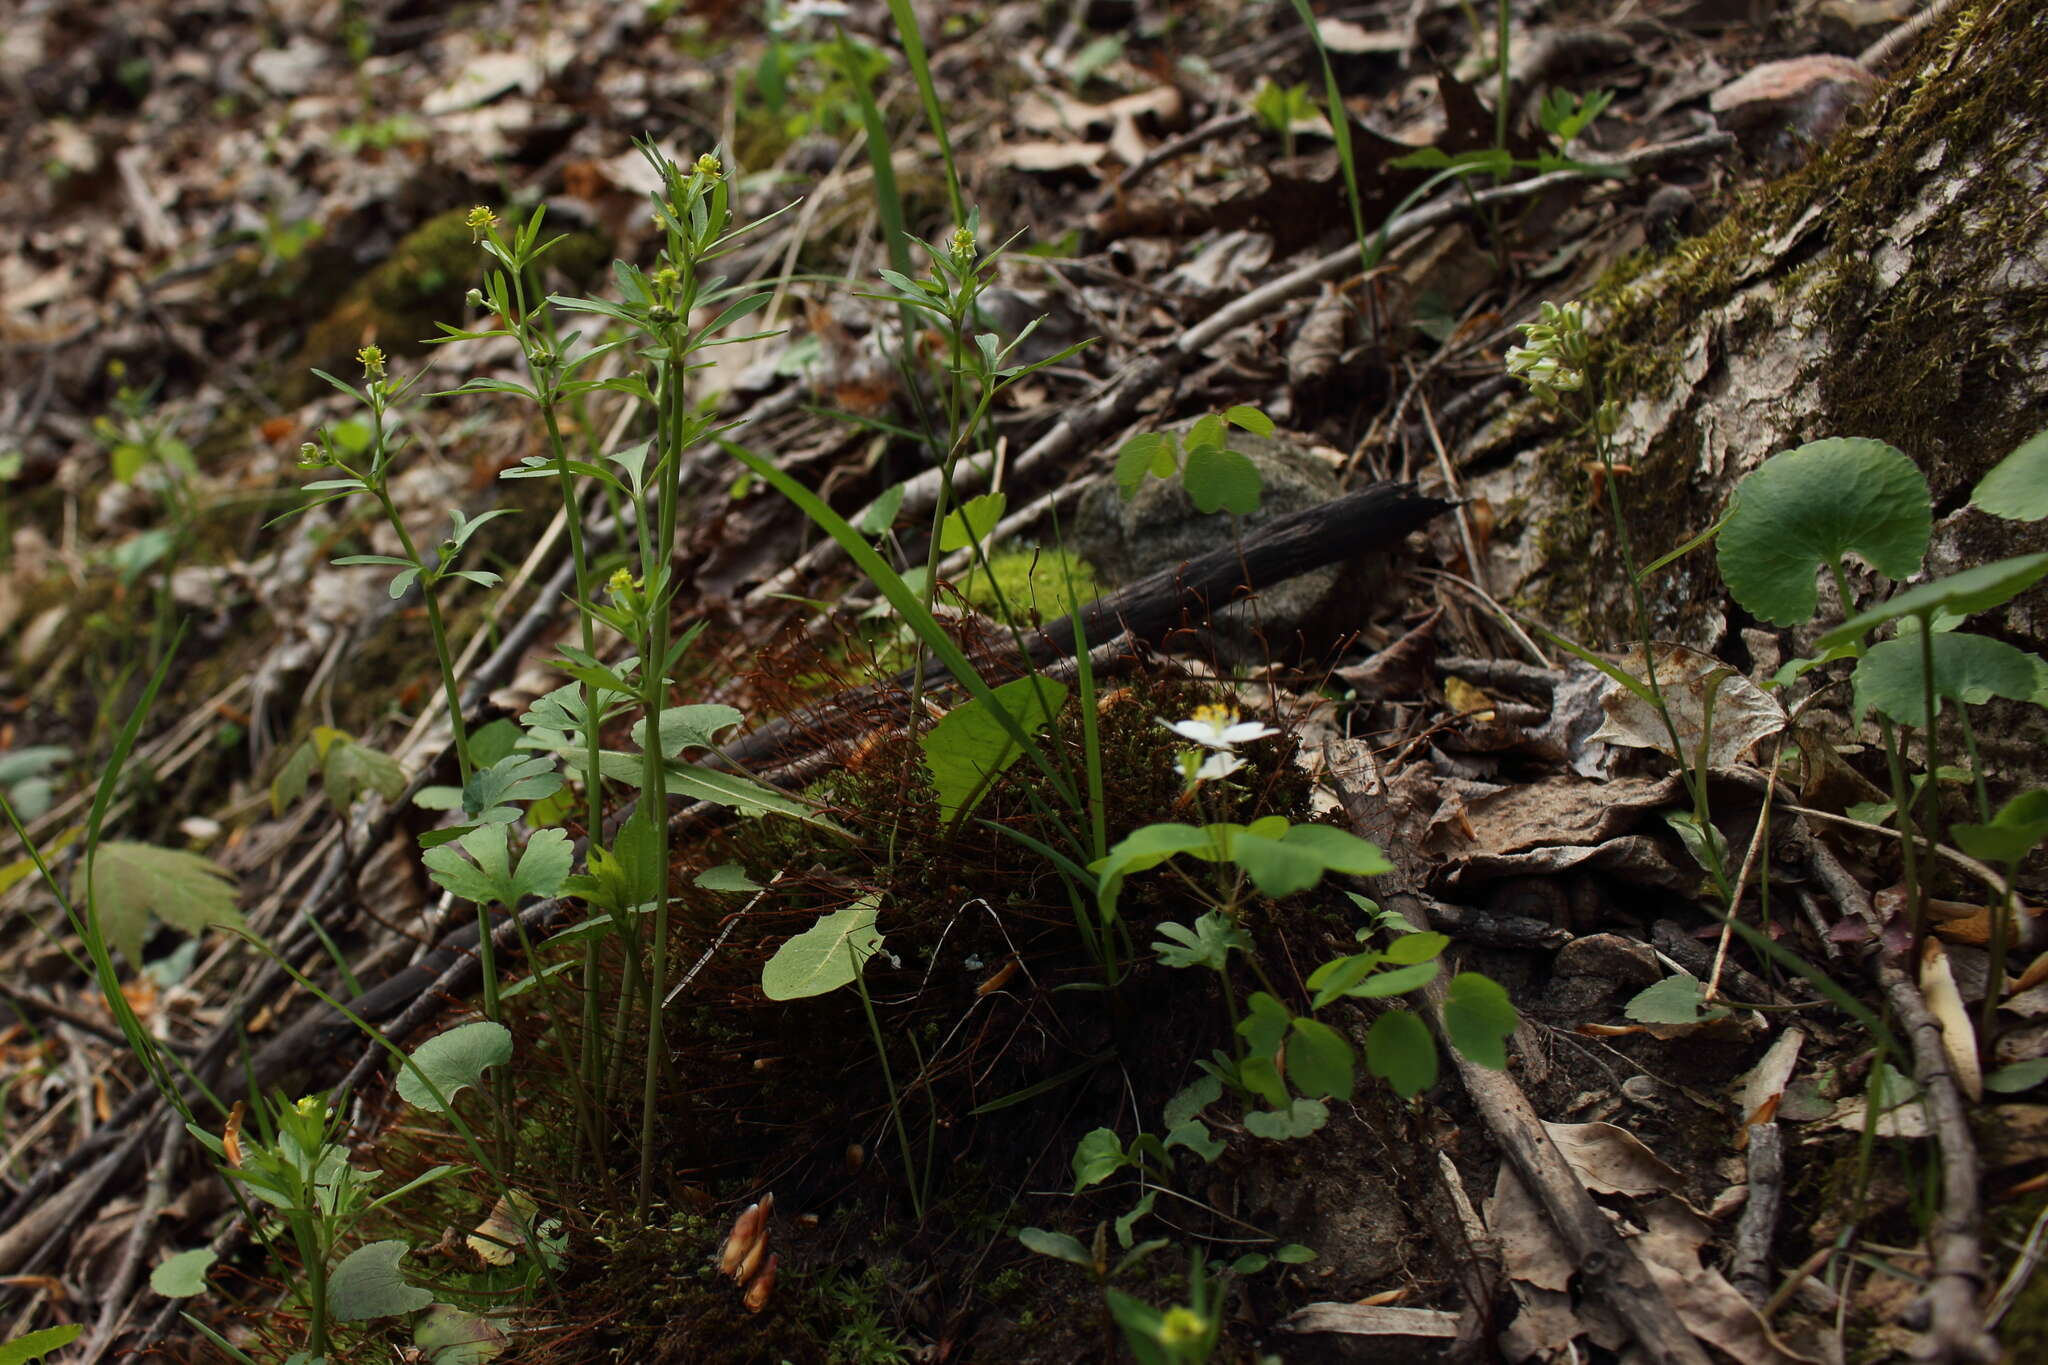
721,481,1450,771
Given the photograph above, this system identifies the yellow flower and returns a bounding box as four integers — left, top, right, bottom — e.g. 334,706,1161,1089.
355,345,386,378
465,205,499,242
695,153,724,180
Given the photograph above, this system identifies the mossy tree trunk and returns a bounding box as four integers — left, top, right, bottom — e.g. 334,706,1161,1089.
1477,0,2047,787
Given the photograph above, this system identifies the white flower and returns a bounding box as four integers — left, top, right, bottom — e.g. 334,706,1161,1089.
1162,704,1278,751
1191,751,1245,783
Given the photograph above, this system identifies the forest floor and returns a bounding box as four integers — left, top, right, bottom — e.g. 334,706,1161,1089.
0,1,2042,1363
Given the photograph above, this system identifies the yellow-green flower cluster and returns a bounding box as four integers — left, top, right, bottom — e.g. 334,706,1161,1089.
1504,299,1590,404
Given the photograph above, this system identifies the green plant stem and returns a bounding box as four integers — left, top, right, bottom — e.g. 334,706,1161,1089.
852,947,924,1219
636,316,692,1219
373,486,474,785
515,282,612,1172
1955,711,2012,1039
1494,0,1512,153
1878,716,1928,946
1596,433,1729,902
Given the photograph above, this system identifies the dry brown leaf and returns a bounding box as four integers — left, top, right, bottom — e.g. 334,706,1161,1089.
1636,1196,1822,1365
1589,644,1785,766
1737,1027,1805,1138
468,1189,539,1267
1919,938,1983,1101
1543,1121,1683,1197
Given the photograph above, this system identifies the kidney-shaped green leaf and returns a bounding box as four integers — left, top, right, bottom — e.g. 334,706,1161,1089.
398,1020,514,1113
328,1240,434,1321
1717,438,1930,626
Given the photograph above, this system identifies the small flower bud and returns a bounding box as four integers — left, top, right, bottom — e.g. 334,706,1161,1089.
653,266,680,291
648,306,677,326
743,1254,778,1312
949,226,976,264
465,287,486,310
297,442,325,469
355,344,386,378
695,153,724,180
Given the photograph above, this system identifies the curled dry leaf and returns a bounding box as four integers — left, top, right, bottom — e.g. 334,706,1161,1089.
1919,938,1983,1102
1589,644,1785,767
1736,1027,1805,1140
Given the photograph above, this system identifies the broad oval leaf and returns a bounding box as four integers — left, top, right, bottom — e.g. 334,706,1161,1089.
1242,1097,1328,1140
920,675,1066,823
1018,1227,1094,1267
760,899,881,1000
1443,972,1517,1070
1815,553,2048,652
414,1304,510,1365
1223,404,1275,436
1365,1009,1437,1098
398,1021,514,1112
1070,1126,1127,1190
328,1240,434,1321
1182,443,1262,515
1285,1017,1356,1101
1717,438,1930,626
1971,426,2048,521
1952,790,2048,865
938,491,1007,552
1853,632,2046,725
0,1325,82,1365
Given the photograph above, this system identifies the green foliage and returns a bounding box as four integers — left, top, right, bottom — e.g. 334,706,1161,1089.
920,676,1067,824
422,825,573,906
1113,406,1273,511
273,726,407,818
150,1246,218,1297
1853,632,2047,724
0,1326,82,1365
1365,1010,1436,1098
78,840,245,966
0,746,66,822
1716,438,1931,627
761,899,882,1001
1953,790,2048,864
1815,553,2048,653
1625,972,1729,1026
328,1240,435,1321
1970,425,2048,521
397,1021,515,1113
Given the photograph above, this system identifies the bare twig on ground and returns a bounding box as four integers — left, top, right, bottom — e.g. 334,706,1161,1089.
1797,826,1997,1363
1731,1122,1786,1308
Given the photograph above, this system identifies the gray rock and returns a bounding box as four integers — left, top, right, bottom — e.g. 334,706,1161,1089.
1071,420,1342,663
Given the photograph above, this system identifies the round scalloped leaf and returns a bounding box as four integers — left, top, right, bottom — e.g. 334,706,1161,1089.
328,1240,434,1321
149,1246,217,1298
1971,427,2048,521
398,1021,513,1113
1815,553,2048,652
1852,632,2046,725
1716,438,1930,626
